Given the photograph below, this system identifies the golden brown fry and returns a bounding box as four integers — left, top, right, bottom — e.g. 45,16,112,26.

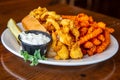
55,41,64,52
29,7,48,20
79,28,103,45
57,29,73,46
51,31,58,51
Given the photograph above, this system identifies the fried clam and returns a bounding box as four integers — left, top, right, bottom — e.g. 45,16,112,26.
70,42,83,59
57,29,73,46
55,43,69,60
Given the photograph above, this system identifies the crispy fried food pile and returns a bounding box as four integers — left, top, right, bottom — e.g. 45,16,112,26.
22,7,114,60
62,13,114,55
27,7,83,60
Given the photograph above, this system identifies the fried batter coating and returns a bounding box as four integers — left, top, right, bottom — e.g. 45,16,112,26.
29,7,48,20
46,18,60,30
51,31,58,51
70,42,83,59
60,19,71,33
57,29,73,46
56,44,69,60
41,11,61,21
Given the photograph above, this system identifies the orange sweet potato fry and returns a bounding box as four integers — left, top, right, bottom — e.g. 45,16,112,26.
87,46,96,56
96,30,110,53
80,27,88,36
105,27,114,33
62,15,76,20
84,41,94,48
97,22,106,29
92,38,101,46
97,34,105,42
79,28,103,45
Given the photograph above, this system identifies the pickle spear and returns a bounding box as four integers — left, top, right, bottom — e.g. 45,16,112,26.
7,18,21,41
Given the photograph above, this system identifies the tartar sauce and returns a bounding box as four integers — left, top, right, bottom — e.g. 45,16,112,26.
20,32,50,45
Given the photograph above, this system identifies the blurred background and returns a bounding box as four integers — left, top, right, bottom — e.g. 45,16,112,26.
0,0,120,19
51,0,120,19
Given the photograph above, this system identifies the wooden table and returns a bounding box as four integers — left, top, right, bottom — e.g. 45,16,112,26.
0,1,120,80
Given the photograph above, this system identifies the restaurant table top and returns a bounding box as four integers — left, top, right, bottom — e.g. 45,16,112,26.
0,0,120,80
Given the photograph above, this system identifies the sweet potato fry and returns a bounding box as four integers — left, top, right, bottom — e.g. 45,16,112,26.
97,34,105,42
79,28,103,45
92,38,101,46
62,15,76,20
96,30,110,53
87,46,96,56
80,27,88,36
84,41,94,48
105,27,114,33
97,22,106,29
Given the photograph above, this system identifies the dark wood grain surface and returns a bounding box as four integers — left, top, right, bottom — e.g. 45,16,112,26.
0,0,120,80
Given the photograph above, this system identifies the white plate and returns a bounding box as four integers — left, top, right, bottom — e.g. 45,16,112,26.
1,23,119,66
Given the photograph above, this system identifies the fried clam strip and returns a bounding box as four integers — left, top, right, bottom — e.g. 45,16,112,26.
96,30,110,53
41,11,61,21
70,42,83,59
79,28,103,45
46,18,60,30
